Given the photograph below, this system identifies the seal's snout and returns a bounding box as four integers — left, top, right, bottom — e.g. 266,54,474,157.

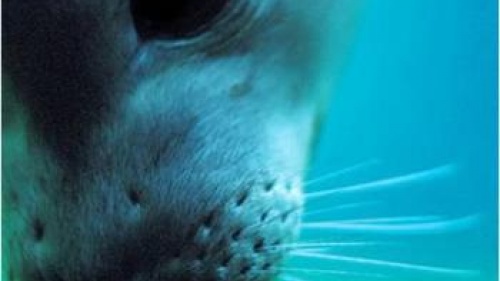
155,178,303,281
3,0,354,280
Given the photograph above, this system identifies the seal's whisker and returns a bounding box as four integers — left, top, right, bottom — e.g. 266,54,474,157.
301,214,480,235
289,251,481,278
279,267,389,279
279,274,308,281
329,215,444,224
302,201,381,218
304,164,457,200
304,159,381,187
264,241,387,252
286,158,381,178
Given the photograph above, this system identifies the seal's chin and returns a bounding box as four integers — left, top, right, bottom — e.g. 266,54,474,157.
152,177,303,281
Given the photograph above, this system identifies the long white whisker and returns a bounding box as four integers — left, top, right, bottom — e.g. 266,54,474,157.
265,241,384,251
304,159,380,187
280,274,307,281
334,215,443,224
279,267,388,279
290,251,481,278
301,215,480,235
302,201,380,218
279,267,387,278
305,164,457,200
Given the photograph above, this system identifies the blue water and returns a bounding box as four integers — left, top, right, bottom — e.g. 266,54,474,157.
283,1,498,281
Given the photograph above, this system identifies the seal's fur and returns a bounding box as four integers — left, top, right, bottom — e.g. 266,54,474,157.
3,1,359,280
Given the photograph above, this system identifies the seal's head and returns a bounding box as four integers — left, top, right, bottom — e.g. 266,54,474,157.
3,1,359,280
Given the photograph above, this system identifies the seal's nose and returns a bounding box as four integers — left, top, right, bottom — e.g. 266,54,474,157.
147,177,303,281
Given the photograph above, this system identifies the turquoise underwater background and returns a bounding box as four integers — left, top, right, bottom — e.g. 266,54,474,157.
284,1,498,281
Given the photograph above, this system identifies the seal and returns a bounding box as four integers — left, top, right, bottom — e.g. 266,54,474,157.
2,1,360,280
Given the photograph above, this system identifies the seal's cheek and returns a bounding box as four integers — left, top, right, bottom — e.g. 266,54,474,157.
5,132,305,281
3,72,311,281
